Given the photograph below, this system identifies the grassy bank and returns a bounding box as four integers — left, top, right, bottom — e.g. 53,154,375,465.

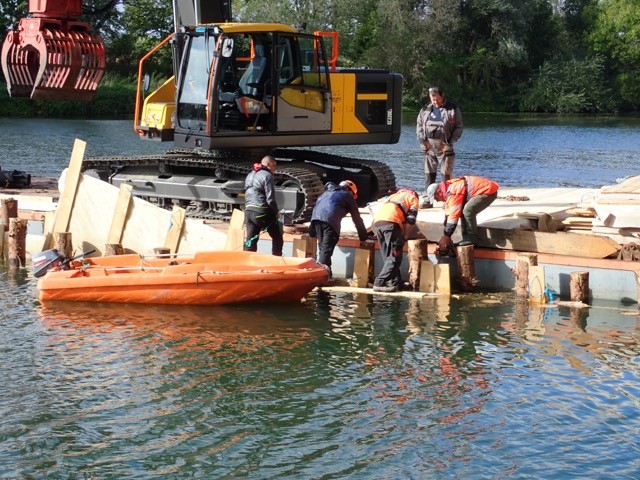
0,76,137,118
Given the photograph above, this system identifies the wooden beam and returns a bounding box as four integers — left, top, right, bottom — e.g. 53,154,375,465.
224,209,245,251
49,139,86,248
163,205,186,254
107,183,133,245
418,259,435,293
477,227,620,258
528,265,547,304
352,243,375,287
318,285,438,299
434,263,451,295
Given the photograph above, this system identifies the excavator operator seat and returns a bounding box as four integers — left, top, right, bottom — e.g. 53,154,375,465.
239,44,269,99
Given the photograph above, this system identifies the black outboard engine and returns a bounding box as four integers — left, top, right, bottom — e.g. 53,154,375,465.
32,249,66,278
0,167,31,188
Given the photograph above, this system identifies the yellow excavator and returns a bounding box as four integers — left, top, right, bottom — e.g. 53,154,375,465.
2,0,402,222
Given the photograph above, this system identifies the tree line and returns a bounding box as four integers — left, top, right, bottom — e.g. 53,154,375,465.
1,0,639,113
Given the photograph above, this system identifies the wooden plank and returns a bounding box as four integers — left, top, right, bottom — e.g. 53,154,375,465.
600,176,640,194
528,265,547,304
49,138,85,247
163,205,186,254
293,235,316,258
434,263,451,295
224,209,245,251
318,285,438,299
107,183,133,244
418,259,435,293
352,245,375,288
477,227,620,259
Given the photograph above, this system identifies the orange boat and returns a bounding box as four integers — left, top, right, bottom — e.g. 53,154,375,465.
36,251,329,305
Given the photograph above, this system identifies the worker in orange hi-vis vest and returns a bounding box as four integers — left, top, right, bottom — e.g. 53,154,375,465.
425,175,499,252
372,188,420,293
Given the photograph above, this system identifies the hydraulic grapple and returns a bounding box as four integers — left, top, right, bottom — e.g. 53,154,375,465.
1,0,105,101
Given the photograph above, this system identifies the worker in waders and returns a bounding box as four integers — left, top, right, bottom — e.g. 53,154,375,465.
372,188,420,292
309,180,370,278
425,175,499,253
243,155,284,256
416,86,464,208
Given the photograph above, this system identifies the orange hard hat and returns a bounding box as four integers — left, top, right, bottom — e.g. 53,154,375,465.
339,180,358,198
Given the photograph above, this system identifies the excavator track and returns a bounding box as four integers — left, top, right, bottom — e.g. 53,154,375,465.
83,149,396,223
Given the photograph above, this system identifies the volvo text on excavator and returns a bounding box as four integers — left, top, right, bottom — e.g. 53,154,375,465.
2,0,402,222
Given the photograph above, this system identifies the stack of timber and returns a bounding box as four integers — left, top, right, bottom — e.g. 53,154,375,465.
591,175,640,244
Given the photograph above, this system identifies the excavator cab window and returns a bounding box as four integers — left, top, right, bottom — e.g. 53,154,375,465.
176,33,218,131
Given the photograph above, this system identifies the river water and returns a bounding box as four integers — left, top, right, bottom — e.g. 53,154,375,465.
1,115,639,478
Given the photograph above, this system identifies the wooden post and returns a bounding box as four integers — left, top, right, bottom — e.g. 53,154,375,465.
293,235,316,258
224,209,245,251
456,244,477,292
352,241,376,288
7,218,27,268
163,205,186,254
105,243,124,256
570,271,590,304
515,253,538,299
1,198,18,232
53,232,73,258
407,239,429,291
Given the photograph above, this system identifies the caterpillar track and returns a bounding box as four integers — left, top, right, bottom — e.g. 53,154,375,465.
82,149,397,223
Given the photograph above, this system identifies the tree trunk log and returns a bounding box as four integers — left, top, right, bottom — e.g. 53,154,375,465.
456,244,476,292
1,198,18,233
515,253,538,299
53,232,73,258
407,239,429,291
570,271,589,304
8,218,27,268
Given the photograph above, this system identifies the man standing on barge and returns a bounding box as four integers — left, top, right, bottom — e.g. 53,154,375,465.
243,155,283,256
416,86,463,208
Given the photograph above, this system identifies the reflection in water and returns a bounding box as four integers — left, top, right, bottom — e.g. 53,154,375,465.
1,271,639,478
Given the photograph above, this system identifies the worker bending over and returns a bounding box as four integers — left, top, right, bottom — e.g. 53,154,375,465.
372,188,420,293
309,180,370,277
425,175,499,251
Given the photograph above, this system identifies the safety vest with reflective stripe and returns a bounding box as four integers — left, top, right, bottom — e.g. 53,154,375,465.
444,176,499,223
374,190,420,226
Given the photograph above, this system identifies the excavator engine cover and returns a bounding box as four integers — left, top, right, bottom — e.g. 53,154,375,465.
1,0,105,101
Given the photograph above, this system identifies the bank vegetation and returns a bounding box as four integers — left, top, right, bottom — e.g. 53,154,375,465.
1,0,638,117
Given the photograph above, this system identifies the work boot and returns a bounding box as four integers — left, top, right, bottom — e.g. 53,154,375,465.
373,284,399,293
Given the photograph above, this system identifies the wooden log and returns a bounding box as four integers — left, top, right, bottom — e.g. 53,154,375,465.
407,239,429,291
352,242,376,288
515,253,538,299
570,271,590,304
1,198,18,232
53,232,73,258
105,243,124,256
8,218,28,268
293,235,316,258
456,244,476,292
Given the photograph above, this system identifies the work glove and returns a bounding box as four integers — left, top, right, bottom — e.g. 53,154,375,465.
438,235,453,252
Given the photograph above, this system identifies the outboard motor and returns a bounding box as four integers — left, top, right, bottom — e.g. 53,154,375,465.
32,249,66,278
0,167,31,188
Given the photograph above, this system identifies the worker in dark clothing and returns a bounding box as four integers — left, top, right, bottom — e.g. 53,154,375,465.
425,175,499,251
243,155,283,256
372,188,420,292
416,86,463,208
309,180,370,277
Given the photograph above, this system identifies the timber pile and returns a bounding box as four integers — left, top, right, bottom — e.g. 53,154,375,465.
590,176,640,244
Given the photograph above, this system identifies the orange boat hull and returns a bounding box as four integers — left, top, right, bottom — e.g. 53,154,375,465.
37,251,329,305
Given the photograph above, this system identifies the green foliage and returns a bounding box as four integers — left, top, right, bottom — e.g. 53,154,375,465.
521,56,615,113
0,75,136,118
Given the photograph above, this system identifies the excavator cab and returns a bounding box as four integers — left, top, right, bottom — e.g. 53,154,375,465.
1,0,105,101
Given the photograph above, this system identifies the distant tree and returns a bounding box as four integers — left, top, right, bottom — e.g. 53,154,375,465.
588,0,640,108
